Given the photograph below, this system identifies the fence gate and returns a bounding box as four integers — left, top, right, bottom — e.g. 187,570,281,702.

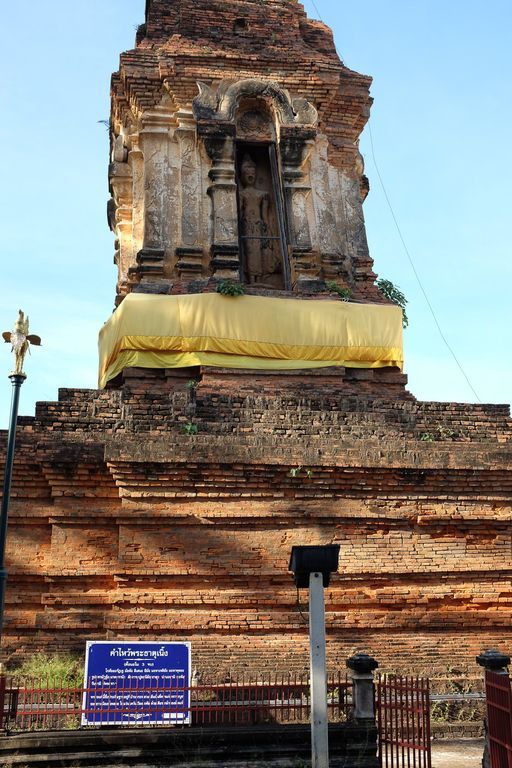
484,670,512,768
376,675,431,768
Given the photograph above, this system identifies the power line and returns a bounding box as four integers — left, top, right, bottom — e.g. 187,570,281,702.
306,0,481,403
309,0,323,21
366,122,481,403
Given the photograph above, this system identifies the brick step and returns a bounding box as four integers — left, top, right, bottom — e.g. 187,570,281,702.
0,724,374,767
0,743,326,767
2,748,150,767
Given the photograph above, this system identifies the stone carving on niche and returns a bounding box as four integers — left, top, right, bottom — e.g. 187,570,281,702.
239,154,281,285
193,79,318,127
108,138,134,297
134,105,176,280
216,188,238,242
180,133,199,246
175,108,204,279
236,110,275,142
201,125,240,279
291,189,311,248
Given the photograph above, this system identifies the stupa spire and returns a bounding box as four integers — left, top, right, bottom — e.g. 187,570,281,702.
108,0,378,303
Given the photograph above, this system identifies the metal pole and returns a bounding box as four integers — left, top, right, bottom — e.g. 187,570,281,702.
309,571,329,768
0,373,26,639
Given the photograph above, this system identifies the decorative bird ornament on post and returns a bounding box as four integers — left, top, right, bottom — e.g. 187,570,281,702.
2,310,41,377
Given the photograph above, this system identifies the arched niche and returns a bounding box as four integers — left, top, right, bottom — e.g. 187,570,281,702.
194,78,317,289
234,101,287,288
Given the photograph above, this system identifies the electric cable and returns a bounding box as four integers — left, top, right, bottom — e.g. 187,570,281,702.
367,122,481,403
296,587,309,625
309,0,323,21
306,0,482,403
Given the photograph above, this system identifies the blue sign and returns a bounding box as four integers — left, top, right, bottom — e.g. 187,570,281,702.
82,641,191,725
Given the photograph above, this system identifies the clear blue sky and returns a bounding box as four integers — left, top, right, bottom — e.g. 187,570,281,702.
1,0,511,428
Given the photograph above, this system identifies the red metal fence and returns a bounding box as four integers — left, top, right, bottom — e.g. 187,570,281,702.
484,670,512,768
376,675,431,768
0,671,351,732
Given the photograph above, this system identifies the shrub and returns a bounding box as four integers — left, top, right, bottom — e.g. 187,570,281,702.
376,278,408,328
216,280,245,296
325,280,351,301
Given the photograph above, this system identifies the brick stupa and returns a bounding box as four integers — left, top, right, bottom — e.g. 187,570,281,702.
1,0,511,676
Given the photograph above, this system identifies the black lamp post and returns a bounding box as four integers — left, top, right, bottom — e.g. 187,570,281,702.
0,311,41,644
0,374,26,636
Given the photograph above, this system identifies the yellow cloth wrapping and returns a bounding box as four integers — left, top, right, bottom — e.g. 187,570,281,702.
98,293,403,388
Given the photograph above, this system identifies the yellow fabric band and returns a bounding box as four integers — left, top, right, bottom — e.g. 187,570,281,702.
98,293,403,388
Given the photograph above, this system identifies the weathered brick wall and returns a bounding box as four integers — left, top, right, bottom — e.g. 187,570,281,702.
1,367,511,675
112,0,371,174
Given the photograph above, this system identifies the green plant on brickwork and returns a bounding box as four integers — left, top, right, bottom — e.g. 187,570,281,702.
186,379,199,390
325,280,351,302
437,426,456,439
183,422,199,435
377,278,409,328
217,280,245,296
420,426,456,442
289,466,314,479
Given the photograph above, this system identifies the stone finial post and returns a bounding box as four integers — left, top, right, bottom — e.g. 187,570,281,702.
346,653,379,722
476,649,511,768
476,649,511,675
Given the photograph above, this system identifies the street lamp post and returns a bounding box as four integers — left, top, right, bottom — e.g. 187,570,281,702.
0,311,41,642
289,544,340,768
0,374,26,633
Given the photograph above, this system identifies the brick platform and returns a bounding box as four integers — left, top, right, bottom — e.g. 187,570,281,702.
2,366,511,674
